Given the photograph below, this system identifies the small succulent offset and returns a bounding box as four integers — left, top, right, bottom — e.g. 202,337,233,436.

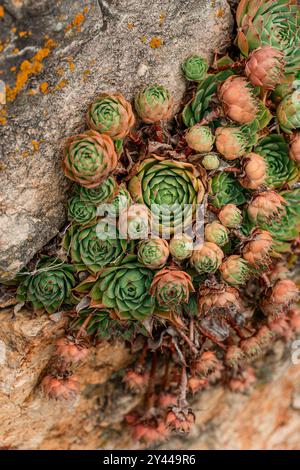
182,55,208,82
14,19,300,446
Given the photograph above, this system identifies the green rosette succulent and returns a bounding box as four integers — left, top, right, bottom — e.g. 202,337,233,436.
128,157,204,235
260,188,300,253
277,90,300,134
17,258,75,314
169,235,193,261
182,55,208,82
255,135,298,189
236,0,300,75
68,195,96,224
185,125,215,152
220,255,253,286
134,84,174,123
77,176,118,206
111,184,132,216
90,262,155,320
137,238,169,269
63,221,131,273
87,92,135,140
210,172,247,208
202,153,220,170
182,69,235,127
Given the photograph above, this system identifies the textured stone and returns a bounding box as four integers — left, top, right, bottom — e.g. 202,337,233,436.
0,0,233,279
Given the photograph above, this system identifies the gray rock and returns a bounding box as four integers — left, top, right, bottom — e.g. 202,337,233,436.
0,0,233,280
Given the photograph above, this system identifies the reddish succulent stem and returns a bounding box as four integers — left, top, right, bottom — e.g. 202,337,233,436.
176,328,198,356
76,313,93,340
189,318,194,343
145,352,157,411
178,365,188,408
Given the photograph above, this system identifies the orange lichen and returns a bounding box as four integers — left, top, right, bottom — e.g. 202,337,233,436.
65,10,88,33
67,57,75,72
56,67,65,77
0,109,7,126
54,80,67,92
13,48,20,54
5,38,56,102
19,31,29,38
216,8,224,18
127,23,135,30
40,82,49,94
21,151,30,158
0,6,4,18
10,66,16,72
149,37,163,49
31,140,39,152
0,42,4,53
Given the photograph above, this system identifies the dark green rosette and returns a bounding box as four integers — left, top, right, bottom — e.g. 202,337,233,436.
210,172,247,208
63,221,132,273
77,176,118,206
255,135,298,189
17,257,76,314
90,261,155,320
68,195,96,224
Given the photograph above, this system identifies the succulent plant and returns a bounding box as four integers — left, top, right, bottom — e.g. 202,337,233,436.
245,46,285,90
215,126,252,160
77,176,118,206
254,135,298,189
210,172,247,208
185,125,215,152
289,132,300,163
17,258,75,314
242,229,273,267
128,157,204,235
218,76,258,124
260,188,300,252
182,70,234,127
202,153,220,170
198,283,243,315
137,238,169,269
169,235,193,261
218,204,243,228
220,255,253,286
68,195,96,224
63,221,130,273
90,262,155,320
205,221,229,247
87,92,135,140
182,55,208,82
261,279,299,317
190,242,224,274
62,130,118,188
119,204,150,240
111,184,132,216
150,267,194,308
135,84,173,123
247,191,286,225
239,152,267,190
236,0,300,74
277,90,300,134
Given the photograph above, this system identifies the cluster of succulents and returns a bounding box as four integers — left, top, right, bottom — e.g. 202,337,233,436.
13,0,300,447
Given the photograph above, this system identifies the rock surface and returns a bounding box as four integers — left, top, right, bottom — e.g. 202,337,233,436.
0,307,300,450
0,0,233,280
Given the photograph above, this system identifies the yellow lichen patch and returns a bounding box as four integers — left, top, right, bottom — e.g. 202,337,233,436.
56,67,65,77
159,12,166,26
0,108,7,126
0,42,4,53
31,140,39,152
127,23,135,30
19,31,30,38
140,36,147,44
5,38,56,102
149,37,163,49
21,151,30,158
67,57,75,72
13,48,20,54
65,9,88,33
0,6,4,18
40,82,49,94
